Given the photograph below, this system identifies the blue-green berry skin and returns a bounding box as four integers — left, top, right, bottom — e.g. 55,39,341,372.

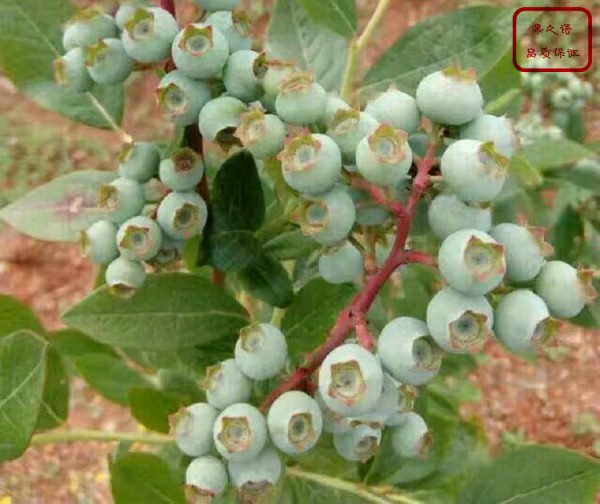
213,403,267,462
349,373,399,427
333,424,382,462
223,50,264,102
198,96,247,142
550,88,573,110
205,359,252,410
194,0,241,10
55,48,93,93
426,287,493,354
267,391,323,455
157,70,212,127
241,114,287,160
171,24,229,79
116,2,149,29
63,13,118,51
149,236,184,268
323,95,351,126
377,317,442,386
261,63,296,113
156,191,208,241
234,323,288,380
314,391,351,434
275,82,327,126
105,257,146,290
416,71,483,126
175,403,219,457
281,134,342,195
118,142,160,182
440,139,507,204
228,448,282,491
205,11,252,53
494,290,553,354
490,224,546,282
122,8,179,63
427,193,492,241
318,242,364,284
185,456,228,498
159,155,204,192
318,343,384,416
101,177,145,224
307,187,356,246
390,412,429,458
82,220,119,265
87,39,134,85
460,114,519,159
349,187,391,227
327,112,380,165
116,216,162,261
438,229,506,296
536,261,588,319
365,89,421,134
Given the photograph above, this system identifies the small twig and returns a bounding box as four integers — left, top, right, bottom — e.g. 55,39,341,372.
356,317,375,351
159,0,176,16
404,251,438,268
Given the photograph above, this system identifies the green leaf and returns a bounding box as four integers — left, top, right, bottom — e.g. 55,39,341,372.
49,328,117,358
361,7,534,96
570,277,600,329
297,0,356,38
0,294,44,338
266,0,350,91
35,348,69,430
550,205,584,263
201,230,263,273
110,452,186,504
389,265,442,321
63,273,249,349
0,170,116,241
509,154,543,189
239,250,294,308
460,445,600,504
281,279,356,354
0,330,47,462
263,229,320,261
480,49,522,117
519,140,595,171
129,388,180,433
0,0,124,129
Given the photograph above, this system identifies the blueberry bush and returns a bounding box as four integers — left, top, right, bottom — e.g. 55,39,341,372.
0,0,599,502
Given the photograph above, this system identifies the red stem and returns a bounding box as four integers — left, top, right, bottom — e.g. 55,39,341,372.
260,143,438,413
159,0,176,16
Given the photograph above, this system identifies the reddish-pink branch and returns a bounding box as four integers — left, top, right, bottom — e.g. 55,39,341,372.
350,177,405,217
159,0,176,16
260,143,438,413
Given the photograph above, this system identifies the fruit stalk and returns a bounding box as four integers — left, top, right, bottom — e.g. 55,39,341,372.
260,142,438,412
159,0,176,17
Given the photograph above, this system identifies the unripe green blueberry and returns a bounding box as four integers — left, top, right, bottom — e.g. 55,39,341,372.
62,8,118,51
440,139,508,204
348,373,400,428
427,193,492,241
349,187,391,227
279,133,341,194
117,142,160,182
80,220,119,265
261,60,296,112
318,343,383,416
159,148,204,191
173,402,219,456
568,78,593,100
333,424,382,462
322,94,351,127
365,87,421,134
204,358,252,409
205,10,252,53
300,187,356,246
385,382,417,427
105,256,146,294
438,229,506,295
198,96,248,144
203,138,243,176
194,0,242,11
490,223,552,282
314,390,352,434
147,236,184,269
390,412,431,458
98,177,145,224
356,125,413,188
86,39,134,85
121,7,179,63
185,456,228,500
536,261,597,319
494,290,556,354
172,24,229,79
416,66,483,125
116,216,162,261
156,191,207,240
228,448,282,501
550,88,573,110
157,70,212,127
460,114,520,159
235,109,286,160
318,241,364,284
223,50,266,102
267,391,323,455
326,109,379,165
234,323,288,380
53,48,93,93
213,403,267,462
426,287,493,354
377,317,442,386
116,1,149,30
275,72,327,126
